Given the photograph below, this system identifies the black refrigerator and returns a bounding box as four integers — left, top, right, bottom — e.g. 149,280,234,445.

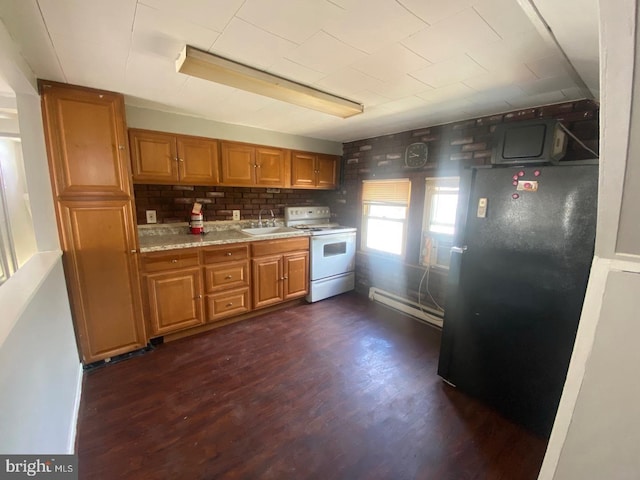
437,163,598,438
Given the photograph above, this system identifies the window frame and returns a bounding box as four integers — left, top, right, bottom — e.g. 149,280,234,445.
421,176,460,269
361,178,411,258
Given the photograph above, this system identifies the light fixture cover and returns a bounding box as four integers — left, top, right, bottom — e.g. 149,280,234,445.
176,46,364,119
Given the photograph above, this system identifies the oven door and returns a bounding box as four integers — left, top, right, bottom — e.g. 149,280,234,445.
310,232,356,281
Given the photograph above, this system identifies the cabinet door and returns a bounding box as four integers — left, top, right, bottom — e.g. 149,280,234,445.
252,255,283,309
129,129,178,184
41,82,132,198
316,154,338,189
145,267,204,336
58,200,146,363
255,147,285,186
220,142,255,186
178,136,220,185
291,151,316,188
283,251,309,300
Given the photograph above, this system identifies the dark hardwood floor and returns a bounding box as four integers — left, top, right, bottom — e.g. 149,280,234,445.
77,292,547,479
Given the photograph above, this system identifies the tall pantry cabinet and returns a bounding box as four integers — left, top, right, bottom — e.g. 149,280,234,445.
40,81,146,364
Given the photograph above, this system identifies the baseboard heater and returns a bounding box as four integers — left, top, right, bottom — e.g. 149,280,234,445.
368,287,443,328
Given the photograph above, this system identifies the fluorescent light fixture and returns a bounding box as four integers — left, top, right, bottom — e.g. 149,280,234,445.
176,46,364,119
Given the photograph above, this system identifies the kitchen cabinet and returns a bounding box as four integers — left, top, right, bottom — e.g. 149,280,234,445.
140,250,204,336
202,244,251,322
291,151,339,189
129,129,220,185
40,81,132,198
251,237,309,309
40,80,147,364
220,141,288,187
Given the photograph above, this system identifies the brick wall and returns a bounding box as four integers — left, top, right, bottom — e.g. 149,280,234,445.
133,185,333,224
325,100,599,311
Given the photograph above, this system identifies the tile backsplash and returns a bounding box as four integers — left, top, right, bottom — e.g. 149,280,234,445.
133,185,332,224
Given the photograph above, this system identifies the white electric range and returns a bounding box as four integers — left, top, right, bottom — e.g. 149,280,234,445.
284,206,356,302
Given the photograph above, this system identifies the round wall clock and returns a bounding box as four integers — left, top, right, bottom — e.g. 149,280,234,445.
405,142,429,168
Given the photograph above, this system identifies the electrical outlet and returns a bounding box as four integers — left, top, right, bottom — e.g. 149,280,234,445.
146,210,157,224
232,210,240,221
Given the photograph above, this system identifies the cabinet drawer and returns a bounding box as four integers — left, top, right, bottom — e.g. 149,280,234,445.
204,261,249,292
202,244,249,264
140,250,200,273
206,288,251,322
251,237,309,257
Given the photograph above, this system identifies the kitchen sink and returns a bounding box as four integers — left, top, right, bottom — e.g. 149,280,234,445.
240,226,301,236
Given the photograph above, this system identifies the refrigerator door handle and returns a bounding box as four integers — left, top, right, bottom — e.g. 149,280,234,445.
451,246,468,254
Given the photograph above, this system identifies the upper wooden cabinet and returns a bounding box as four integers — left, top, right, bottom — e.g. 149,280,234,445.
220,141,288,187
129,129,220,185
291,151,339,190
40,81,132,198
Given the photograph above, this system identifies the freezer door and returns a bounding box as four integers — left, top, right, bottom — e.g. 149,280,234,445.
437,164,598,437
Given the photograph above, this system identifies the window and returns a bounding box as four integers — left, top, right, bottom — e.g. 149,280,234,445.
421,177,460,269
0,132,37,285
361,178,411,257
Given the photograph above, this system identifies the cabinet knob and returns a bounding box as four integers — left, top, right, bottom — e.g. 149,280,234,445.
171,259,178,263
178,158,184,162
196,294,203,299
226,302,233,307
118,145,125,150
225,252,232,256
225,275,232,279
130,249,137,253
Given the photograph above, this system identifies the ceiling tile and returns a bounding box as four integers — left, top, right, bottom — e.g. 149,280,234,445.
467,29,557,71
314,68,383,100
285,31,366,74
131,4,219,59
211,18,297,69
402,8,501,64
525,55,568,80
0,1,64,83
463,64,538,91
410,55,486,88
266,59,326,86
473,0,534,39
416,83,476,103
236,0,342,44
323,0,426,54
51,36,129,92
138,0,244,33
38,0,135,48
398,0,475,25
366,74,432,99
517,75,575,96
125,51,188,99
352,44,431,82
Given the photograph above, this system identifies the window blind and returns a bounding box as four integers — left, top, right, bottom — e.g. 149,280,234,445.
362,179,411,204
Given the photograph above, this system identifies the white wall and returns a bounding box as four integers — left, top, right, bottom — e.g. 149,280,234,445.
125,105,343,155
0,18,81,454
538,0,640,478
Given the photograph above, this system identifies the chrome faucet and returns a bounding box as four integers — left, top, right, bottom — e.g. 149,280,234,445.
258,209,275,227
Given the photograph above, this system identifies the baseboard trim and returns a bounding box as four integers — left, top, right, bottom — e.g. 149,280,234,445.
67,362,83,454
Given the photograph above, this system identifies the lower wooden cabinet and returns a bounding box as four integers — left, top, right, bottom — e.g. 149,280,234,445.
251,237,309,309
58,199,147,363
140,238,308,338
202,244,251,322
140,250,204,337
144,266,204,336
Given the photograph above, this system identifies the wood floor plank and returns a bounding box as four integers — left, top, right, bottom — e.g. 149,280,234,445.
77,292,546,479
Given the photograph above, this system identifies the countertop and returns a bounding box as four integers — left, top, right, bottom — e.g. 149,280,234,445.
138,228,309,253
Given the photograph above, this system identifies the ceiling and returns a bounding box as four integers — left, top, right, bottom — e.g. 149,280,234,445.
0,0,599,143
